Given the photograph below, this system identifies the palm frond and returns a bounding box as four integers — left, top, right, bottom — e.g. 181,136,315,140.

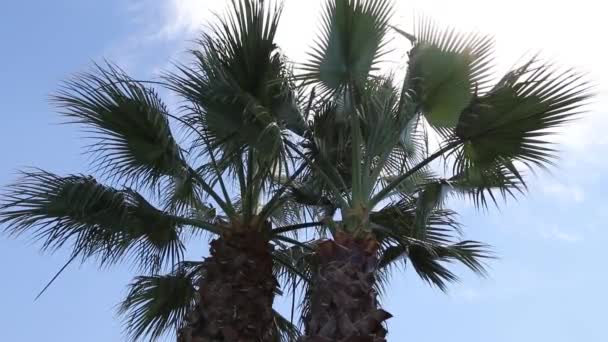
378,167,436,199
300,0,394,94
266,197,308,229
272,240,319,330
305,76,430,206
303,99,352,193
273,179,337,230
454,58,592,173
359,76,415,197
165,0,303,162
120,259,301,342
273,241,316,286
407,240,491,291
0,170,187,271
449,160,526,209
371,199,492,291
371,198,460,245
118,262,202,341
269,309,303,342
53,62,186,187
406,17,495,127
160,168,213,215
382,112,429,176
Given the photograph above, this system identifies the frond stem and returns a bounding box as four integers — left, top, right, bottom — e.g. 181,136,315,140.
284,140,350,208
259,162,307,221
271,221,325,236
172,215,222,235
371,141,460,206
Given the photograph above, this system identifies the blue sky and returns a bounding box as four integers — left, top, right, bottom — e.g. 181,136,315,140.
1,0,607,341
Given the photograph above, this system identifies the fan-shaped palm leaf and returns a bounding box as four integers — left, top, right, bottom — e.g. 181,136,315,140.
119,262,201,341
120,260,302,341
0,171,218,271
455,58,592,173
300,0,394,94
404,18,495,127
53,63,186,186
372,199,491,291
166,0,303,161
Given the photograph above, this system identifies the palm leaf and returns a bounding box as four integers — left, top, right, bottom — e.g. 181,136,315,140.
300,0,394,93
382,112,429,176
359,76,414,196
303,99,353,193
120,260,301,342
272,239,319,330
0,170,187,271
166,0,303,162
372,199,492,291
273,241,316,286
269,309,303,342
118,262,201,341
449,160,526,209
161,171,205,213
53,62,186,187
406,240,491,291
455,58,592,173
406,18,495,127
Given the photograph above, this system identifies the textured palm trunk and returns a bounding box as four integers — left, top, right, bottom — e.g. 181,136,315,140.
179,231,277,342
300,232,392,342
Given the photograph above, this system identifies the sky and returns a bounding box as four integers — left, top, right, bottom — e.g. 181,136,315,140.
0,0,607,341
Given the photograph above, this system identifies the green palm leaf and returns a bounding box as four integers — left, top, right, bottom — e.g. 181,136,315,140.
405,18,495,127
450,160,526,208
120,260,301,341
455,58,592,173
372,199,492,291
300,0,394,93
166,0,303,161
269,309,303,342
299,78,410,205
0,170,188,271
119,262,200,341
53,63,186,186
304,99,353,193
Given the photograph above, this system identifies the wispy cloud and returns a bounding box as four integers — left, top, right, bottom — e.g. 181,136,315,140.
541,182,585,203
450,263,548,303
151,0,225,41
538,224,583,243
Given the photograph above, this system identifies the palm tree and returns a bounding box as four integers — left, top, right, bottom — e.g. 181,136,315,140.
0,1,316,341
282,0,592,340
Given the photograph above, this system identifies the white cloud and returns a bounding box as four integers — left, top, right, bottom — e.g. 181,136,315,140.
554,103,608,152
491,213,586,244
538,224,583,243
153,0,326,61
541,182,585,203
153,0,226,41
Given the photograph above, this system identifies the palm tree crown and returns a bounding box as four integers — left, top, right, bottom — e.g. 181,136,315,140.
0,0,591,341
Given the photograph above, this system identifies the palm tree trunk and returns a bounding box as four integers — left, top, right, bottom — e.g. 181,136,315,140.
179,231,277,342
300,232,392,342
